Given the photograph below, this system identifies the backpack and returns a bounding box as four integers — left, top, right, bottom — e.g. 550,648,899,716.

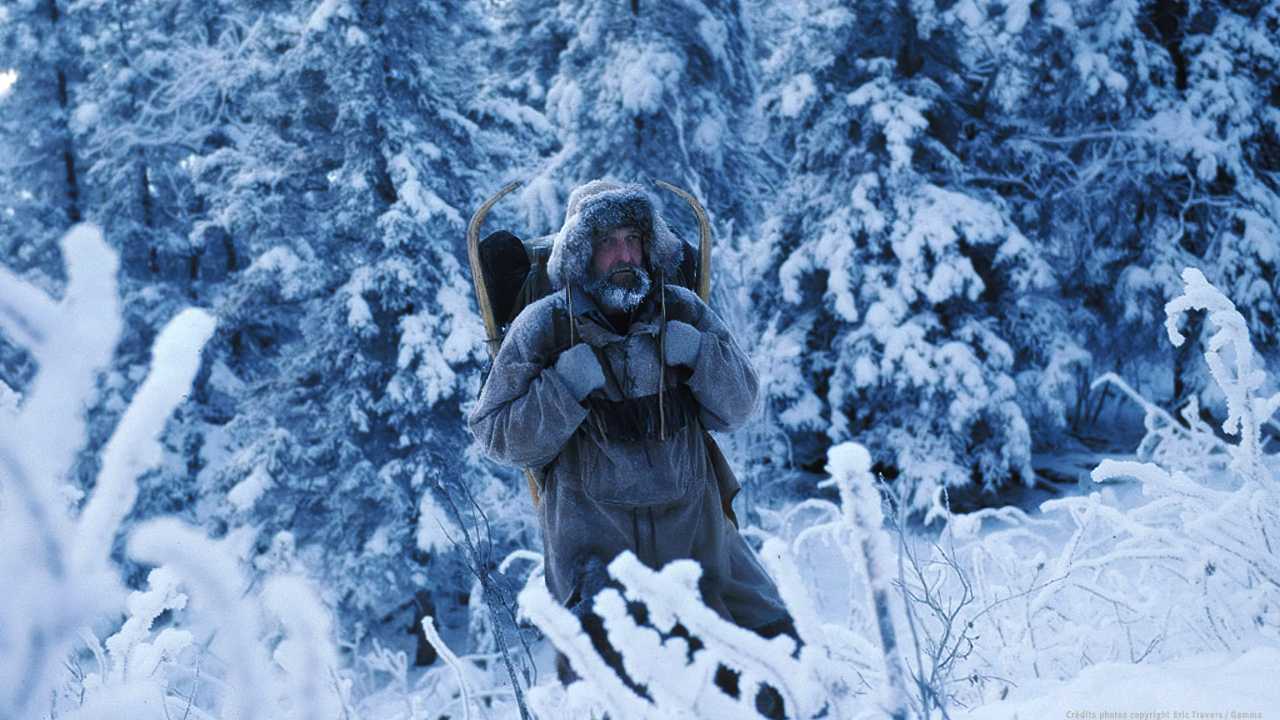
476,230,742,527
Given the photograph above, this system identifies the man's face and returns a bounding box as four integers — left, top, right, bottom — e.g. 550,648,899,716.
585,224,651,313
591,225,644,280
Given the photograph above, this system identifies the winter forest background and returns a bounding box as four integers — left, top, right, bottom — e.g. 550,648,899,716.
2,0,1279,718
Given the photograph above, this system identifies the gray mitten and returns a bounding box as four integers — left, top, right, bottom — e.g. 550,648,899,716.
663,320,702,368
554,343,606,400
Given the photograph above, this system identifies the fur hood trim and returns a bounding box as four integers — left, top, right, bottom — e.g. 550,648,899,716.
547,180,683,290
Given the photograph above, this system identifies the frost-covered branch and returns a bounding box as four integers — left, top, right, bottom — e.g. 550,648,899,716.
824,443,912,720
517,578,653,719
72,307,216,572
421,615,478,720
262,575,345,719
1164,267,1270,482
0,224,218,717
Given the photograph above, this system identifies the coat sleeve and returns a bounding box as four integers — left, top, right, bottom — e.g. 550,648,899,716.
675,288,760,433
468,303,589,468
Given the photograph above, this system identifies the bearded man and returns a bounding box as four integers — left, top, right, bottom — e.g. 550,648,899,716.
468,180,794,669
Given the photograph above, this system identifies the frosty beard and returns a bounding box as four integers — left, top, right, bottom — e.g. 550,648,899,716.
584,263,652,314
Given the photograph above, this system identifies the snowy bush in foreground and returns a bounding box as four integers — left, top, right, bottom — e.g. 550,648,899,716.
0,225,344,719
935,267,1280,708
520,555,820,719
513,440,925,719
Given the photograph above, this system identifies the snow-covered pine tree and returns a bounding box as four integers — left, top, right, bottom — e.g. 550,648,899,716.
751,0,1052,511
192,0,546,650
0,0,548,659
0,0,83,284
67,0,244,288
488,0,769,280
50,0,247,543
949,0,1280,421
0,0,86,397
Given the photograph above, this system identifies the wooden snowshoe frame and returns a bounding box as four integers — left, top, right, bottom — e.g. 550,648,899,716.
467,180,714,505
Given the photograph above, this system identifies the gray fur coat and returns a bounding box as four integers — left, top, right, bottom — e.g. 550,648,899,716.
468,181,788,631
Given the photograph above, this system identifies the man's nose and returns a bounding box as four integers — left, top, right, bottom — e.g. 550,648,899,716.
618,242,640,264
610,238,640,264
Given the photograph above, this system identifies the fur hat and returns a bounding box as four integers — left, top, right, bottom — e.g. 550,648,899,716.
547,180,684,290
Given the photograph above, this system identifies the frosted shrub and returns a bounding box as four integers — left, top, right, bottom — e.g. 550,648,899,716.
89,567,194,689
1094,268,1280,644
515,441,936,719
518,554,824,720
0,225,345,719
936,268,1280,707
758,442,979,720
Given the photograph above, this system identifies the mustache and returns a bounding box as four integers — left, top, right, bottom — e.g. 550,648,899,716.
603,263,647,289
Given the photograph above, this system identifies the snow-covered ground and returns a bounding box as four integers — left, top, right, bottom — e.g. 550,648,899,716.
961,646,1280,719
942,467,1278,719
